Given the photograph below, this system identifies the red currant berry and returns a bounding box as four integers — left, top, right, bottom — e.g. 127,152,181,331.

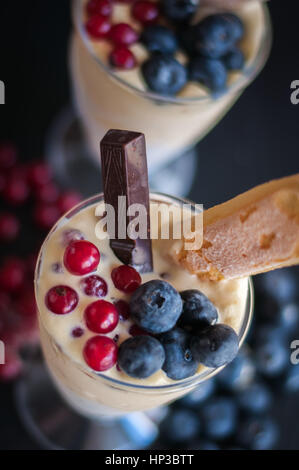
80,275,108,297
129,324,150,336
0,212,20,242
15,290,37,318
64,240,100,275
111,265,141,293
57,191,82,214
86,14,111,39
72,326,85,338
83,336,118,371
62,229,85,246
110,46,136,69
36,183,59,203
46,285,79,315
0,258,25,292
34,203,60,230
3,175,29,206
114,299,130,320
86,0,112,17
0,142,18,171
27,161,52,188
109,23,138,46
85,299,119,333
132,1,159,24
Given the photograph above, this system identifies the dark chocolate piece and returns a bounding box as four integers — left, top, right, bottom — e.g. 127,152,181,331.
100,130,153,273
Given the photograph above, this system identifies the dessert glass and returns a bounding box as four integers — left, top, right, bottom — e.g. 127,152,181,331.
15,193,253,450
69,0,272,175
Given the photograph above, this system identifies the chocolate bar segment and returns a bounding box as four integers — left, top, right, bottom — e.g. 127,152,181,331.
100,130,153,273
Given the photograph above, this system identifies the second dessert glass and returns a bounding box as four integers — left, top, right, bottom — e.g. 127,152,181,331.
16,192,254,450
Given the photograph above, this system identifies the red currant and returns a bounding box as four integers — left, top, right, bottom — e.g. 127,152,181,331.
129,324,151,336
57,191,82,214
85,299,119,333
86,14,111,39
64,240,100,275
0,258,25,292
86,0,112,17
0,212,20,242
3,175,29,206
62,229,85,246
132,1,159,24
0,142,18,171
34,203,61,230
27,161,52,188
36,183,59,203
114,299,130,320
83,336,118,371
110,46,136,69
109,23,138,46
46,285,79,315
111,265,141,293
80,275,108,297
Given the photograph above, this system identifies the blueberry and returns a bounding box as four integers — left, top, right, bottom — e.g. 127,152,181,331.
141,54,187,95
201,397,238,440
191,324,239,368
130,280,182,334
278,303,299,332
220,13,244,42
283,364,299,392
160,408,200,443
255,339,288,378
118,336,165,379
161,0,199,23
186,440,219,450
189,57,227,94
253,323,286,346
193,14,242,59
160,328,199,380
179,378,215,407
238,416,278,450
223,47,245,70
179,289,218,329
255,269,298,305
141,25,178,55
217,348,255,391
237,382,272,415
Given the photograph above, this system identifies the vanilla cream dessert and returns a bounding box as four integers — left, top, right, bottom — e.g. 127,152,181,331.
70,0,271,170
36,195,250,417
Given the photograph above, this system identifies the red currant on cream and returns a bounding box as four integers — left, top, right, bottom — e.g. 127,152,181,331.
111,265,141,293
80,275,108,298
109,23,139,46
64,240,100,275
86,14,111,39
83,336,118,371
46,285,79,315
132,1,159,24
114,299,130,320
110,47,136,69
85,300,119,333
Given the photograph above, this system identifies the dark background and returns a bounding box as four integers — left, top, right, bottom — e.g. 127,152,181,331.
0,0,298,449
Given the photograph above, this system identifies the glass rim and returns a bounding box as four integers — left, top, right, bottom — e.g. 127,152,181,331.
35,192,254,394
72,0,272,105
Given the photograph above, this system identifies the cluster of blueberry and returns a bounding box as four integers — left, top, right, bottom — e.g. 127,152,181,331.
119,281,239,379
156,267,299,450
85,0,245,95
0,142,82,381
